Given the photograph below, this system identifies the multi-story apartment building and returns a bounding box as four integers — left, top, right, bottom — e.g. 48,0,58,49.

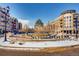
18,22,22,31
50,16,64,39
48,10,79,39
0,6,11,32
0,6,19,33
11,17,19,32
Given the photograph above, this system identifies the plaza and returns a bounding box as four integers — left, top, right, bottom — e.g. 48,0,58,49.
0,4,79,56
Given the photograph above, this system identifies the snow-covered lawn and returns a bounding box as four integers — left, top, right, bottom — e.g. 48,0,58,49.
0,37,79,48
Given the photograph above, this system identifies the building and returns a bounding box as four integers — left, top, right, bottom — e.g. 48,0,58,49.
18,21,29,32
0,6,19,33
34,19,44,32
11,17,19,32
0,6,11,32
18,22,22,30
48,10,79,39
43,23,53,33
50,16,64,39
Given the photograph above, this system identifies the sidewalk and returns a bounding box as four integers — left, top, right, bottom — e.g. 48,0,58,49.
0,37,79,48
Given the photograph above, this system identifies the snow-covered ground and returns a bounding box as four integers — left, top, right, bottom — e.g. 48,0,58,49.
0,37,79,48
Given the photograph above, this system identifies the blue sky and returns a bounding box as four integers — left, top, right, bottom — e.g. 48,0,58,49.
0,3,79,27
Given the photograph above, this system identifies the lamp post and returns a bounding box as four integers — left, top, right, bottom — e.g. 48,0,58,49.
74,17,78,39
3,18,7,41
2,6,10,41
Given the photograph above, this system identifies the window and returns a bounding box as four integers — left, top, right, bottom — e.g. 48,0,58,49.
70,30,72,34
61,26,62,28
74,31,75,34
77,30,78,34
78,24,79,26
60,23,62,24
75,30,78,34
67,16,68,19
60,19,62,21
1,15,4,18
70,26,71,28
70,16,71,19
67,30,68,34
64,17,66,19
64,30,66,33
70,19,72,21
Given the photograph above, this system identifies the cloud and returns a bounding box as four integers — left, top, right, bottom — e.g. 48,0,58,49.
18,19,30,28
18,18,34,28
18,19,30,26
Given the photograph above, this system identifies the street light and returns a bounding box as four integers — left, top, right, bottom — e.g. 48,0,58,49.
74,17,78,39
2,19,8,41
1,6,10,41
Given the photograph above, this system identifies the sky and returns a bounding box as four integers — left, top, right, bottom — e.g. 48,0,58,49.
0,3,79,28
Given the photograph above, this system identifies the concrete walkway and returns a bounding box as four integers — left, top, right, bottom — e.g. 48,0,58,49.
0,37,79,48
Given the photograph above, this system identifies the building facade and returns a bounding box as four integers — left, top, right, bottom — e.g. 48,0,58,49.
34,19,44,32
48,10,79,39
18,22,22,31
0,6,11,32
0,6,19,33
11,17,19,32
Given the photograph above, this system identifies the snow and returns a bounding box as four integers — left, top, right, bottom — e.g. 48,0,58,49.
0,47,43,51
0,37,79,48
